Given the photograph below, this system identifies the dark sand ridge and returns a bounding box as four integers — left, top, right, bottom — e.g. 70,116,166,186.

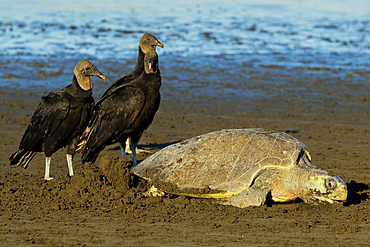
0,57,369,246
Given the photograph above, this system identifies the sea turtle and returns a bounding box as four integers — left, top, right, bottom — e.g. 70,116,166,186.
133,129,347,208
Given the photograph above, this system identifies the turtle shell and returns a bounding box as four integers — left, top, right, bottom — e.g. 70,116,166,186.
133,128,310,198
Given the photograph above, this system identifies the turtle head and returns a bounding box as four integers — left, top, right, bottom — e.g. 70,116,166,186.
303,169,347,204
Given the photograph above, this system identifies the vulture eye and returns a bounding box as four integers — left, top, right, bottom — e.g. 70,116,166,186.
325,178,337,190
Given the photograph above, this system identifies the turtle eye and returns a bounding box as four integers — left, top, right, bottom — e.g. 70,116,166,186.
325,178,337,190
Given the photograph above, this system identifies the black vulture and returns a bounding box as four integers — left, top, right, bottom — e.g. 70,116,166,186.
9,60,106,180
80,50,161,165
102,33,163,97
102,33,163,156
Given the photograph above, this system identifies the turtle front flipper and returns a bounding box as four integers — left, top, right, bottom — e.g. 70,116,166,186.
220,187,268,208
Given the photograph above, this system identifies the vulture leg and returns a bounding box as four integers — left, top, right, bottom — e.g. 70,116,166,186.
44,157,53,180
125,138,152,155
66,154,74,176
120,143,126,158
129,142,138,166
125,139,131,155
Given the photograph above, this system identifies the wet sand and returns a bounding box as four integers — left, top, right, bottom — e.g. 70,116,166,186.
0,58,369,246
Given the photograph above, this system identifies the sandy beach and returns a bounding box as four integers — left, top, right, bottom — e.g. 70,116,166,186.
0,56,369,246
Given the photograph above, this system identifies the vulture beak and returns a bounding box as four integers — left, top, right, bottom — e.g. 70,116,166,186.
92,71,106,81
157,42,164,49
99,74,107,81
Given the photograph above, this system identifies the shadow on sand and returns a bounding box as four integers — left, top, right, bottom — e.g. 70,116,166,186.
108,141,181,153
344,180,369,206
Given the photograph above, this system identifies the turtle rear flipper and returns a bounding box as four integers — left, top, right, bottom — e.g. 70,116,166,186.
220,187,268,208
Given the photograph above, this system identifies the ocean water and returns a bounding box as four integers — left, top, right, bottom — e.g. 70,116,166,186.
1,0,369,59
0,0,369,91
